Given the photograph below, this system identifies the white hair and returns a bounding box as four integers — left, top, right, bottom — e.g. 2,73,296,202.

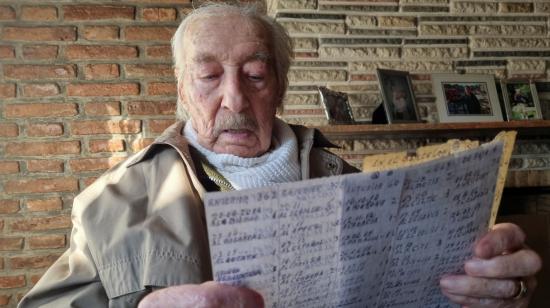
171,2,293,120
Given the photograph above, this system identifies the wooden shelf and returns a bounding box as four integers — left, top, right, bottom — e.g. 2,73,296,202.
315,120,550,139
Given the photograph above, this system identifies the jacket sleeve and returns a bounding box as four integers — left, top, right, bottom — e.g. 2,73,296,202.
17,213,110,307
17,158,155,308
18,216,154,308
17,194,155,308
19,146,211,308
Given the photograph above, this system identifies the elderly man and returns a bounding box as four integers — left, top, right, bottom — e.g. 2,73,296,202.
19,3,540,308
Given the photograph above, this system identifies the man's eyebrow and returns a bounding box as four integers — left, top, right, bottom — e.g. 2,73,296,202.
246,51,271,63
191,54,217,64
191,51,271,64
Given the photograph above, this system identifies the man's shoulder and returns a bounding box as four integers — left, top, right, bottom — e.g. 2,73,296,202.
288,123,338,149
73,125,195,219
74,144,187,209
127,121,192,167
287,122,359,176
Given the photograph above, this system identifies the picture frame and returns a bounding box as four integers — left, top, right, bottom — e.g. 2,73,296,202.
376,69,420,124
501,81,542,121
432,73,503,123
318,86,355,124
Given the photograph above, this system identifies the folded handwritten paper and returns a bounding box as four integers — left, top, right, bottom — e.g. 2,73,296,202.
205,132,514,308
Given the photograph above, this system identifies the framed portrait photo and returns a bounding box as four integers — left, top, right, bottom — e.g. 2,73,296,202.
501,81,542,121
376,69,420,123
432,74,503,123
318,86,355,124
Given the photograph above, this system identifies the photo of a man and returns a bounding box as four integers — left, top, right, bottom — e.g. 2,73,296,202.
377,69,419,123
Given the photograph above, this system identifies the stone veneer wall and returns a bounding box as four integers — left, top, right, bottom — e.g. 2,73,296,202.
271,0,550,125
0,0,549,306
268,0,550,185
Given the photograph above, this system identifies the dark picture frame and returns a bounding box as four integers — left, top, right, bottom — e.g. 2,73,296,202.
501,81,542,121
376,69,420,124
318,86,355,124
432,73,503,123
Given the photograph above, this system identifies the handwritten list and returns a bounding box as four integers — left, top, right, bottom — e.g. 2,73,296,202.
205,140,503,308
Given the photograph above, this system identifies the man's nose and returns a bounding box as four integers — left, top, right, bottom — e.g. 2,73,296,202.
221,73,248,113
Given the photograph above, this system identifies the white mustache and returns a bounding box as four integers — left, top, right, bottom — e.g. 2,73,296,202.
213,113,258,137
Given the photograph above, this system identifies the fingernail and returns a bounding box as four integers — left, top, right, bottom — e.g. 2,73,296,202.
439,277,455,289
465,259,484,273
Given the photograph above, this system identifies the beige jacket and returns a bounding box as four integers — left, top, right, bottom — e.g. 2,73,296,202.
18,121,357,308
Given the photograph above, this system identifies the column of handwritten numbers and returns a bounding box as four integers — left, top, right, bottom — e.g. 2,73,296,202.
206,189,279,307
336,171,404,308
375,160,454,308
422,144,502,307
276,179,343,308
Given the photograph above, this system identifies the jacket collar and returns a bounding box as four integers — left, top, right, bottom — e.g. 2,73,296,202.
289,123,338,149
127,121,192,168
127,120,339,168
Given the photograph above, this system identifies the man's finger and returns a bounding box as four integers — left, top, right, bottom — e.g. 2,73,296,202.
441,276,536,308
441,290,511,308
440,275,519,299
138,282,264,308
465,249,542,278
202,281,265,308
474,223,525,259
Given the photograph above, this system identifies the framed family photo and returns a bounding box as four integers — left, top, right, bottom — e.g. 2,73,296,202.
501,81,542,121
318,86,355,124
432,74,503,123
376,69,420,123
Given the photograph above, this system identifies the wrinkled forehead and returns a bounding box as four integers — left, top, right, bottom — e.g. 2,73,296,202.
182,14,272,62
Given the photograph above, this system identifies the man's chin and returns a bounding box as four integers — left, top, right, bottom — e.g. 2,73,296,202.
213,143,265,158
211,132,268,157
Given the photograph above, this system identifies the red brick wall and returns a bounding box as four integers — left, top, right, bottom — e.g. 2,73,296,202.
0,1,193,305
2,0,550,306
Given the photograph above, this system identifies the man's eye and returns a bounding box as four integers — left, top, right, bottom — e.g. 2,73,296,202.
201,74,219,80
248,75,264,82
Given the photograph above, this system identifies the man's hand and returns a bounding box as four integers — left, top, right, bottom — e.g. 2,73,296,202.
440,223,542,307
137,281,264,308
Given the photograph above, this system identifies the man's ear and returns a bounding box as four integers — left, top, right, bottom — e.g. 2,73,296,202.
175,68,187,103
176,77,186,106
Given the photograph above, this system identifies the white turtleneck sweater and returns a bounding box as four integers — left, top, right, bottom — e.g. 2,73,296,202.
184,119,301,190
